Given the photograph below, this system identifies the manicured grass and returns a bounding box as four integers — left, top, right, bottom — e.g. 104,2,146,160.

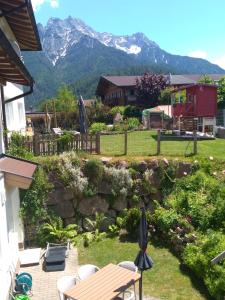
78,238,210,300
100,131,225,159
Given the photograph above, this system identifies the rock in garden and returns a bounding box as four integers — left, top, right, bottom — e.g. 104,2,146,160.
118,160,129,169
138,161,148,172
100,157,113,164
112,196,128,211
47,188,64,205
78,196,109,216
177,162,192,178
148,159,159,170
55,199,75,218
63,188,74,201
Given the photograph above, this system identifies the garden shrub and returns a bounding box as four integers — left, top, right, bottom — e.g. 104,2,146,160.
126,117,140,130
110,106,125,116
7,132,34,160
59,154,88,195
20,167,52,225
89,122,107,134
183,231,225,300
104,166,133,197
166,170,225,231
57,131,74,152
123,105,141,119
83,159,104,186
59,151,80,167
123,208,151,237
154,206,180,233
153,163,225,298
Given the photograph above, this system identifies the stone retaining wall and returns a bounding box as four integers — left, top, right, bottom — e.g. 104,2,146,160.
46,159,192,229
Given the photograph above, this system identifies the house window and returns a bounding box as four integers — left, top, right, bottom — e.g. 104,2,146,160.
18,102,25,123
130,89,135,96
187,94,194,103
5,103,14,129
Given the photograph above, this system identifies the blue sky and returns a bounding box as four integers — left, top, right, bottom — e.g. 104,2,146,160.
32,0,225,69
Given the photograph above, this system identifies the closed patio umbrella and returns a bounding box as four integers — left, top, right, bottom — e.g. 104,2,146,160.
134,207,153,300
78,94,88,134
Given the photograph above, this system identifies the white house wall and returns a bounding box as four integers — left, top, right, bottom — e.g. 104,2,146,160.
0,14,28,300
0,174,13,300
0,14,26,133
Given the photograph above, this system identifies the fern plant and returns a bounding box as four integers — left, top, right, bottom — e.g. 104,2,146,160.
37,217,78,247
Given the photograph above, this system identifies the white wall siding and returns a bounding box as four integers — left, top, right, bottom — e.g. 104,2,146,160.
0,174,12,300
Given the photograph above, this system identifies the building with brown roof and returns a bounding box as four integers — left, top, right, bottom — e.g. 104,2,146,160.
96,74,225,107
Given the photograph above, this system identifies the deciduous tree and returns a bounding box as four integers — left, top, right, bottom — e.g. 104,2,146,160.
135,73,167,108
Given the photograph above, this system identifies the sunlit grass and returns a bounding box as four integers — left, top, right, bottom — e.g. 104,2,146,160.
100,130,225,160
78,237,211,300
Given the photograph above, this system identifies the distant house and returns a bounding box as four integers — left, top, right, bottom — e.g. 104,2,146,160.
96,74,225,107
0,1,41,299
172,84,218,133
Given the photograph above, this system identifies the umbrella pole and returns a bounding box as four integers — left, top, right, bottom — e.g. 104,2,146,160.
139,270,143,300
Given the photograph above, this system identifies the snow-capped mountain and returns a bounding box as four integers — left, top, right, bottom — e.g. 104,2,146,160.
38,16,161,65
23,16,224,106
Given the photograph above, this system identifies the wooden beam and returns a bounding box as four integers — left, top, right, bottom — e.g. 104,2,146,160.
6,21,33,33
0,77,6,85
0,69,21,74
0,0,24,6
7,15,31,26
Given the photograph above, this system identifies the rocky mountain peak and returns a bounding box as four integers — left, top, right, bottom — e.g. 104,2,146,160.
38,16,160,65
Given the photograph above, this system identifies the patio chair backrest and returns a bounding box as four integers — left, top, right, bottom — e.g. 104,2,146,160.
57,276,76,300
118,261,138,273
77,264,100,281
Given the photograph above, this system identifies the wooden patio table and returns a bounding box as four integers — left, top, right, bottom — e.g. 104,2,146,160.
64,263,141,300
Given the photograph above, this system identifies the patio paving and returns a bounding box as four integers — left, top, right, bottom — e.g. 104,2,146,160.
20,247,78,300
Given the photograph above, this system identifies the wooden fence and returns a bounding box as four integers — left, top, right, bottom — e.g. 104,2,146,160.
100,130,198,156
12,133,100,156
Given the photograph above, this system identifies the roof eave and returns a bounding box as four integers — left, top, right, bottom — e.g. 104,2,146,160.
0,26,34,86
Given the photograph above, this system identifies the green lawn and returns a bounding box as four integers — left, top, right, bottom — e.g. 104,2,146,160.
78,238,211,300
100,131,225,159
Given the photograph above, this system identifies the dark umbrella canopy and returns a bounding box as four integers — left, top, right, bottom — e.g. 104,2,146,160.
78,95,88,134
135,207,153,270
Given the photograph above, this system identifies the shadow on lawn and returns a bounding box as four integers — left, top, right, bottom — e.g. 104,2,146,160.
149,237,213,300
179,264,213,300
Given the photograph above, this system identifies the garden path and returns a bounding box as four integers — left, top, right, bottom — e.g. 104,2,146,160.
20,247,78,300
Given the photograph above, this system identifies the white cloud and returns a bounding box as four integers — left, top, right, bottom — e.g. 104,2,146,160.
50,0,59,8
31,0,59,11
31,0,45,11
213,55,225,70
188,50,208,59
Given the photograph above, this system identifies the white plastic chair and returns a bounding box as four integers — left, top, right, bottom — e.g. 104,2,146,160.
57,275,76,300
117,261,138,300
77,264,100,281
118,261,138,273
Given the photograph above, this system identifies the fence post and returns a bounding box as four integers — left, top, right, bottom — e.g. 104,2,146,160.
157,129,161,155
33,134,40,156
193,130,197,155
96,133,101,154
124,130,128,155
